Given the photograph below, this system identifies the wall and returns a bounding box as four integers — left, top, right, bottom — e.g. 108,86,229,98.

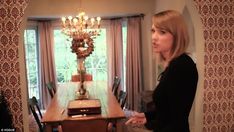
0,0,233,131
193,0,234,131
0,0,29,131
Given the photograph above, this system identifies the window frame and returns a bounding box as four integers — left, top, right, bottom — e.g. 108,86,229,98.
24,21,40,100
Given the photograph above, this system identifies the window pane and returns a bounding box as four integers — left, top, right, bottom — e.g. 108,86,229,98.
24,29,40,99
54,29,107,82
122,22,127,91
85,29,107,81
54,30,76,82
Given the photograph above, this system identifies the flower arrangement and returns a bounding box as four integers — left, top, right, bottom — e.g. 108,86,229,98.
71,36,94,59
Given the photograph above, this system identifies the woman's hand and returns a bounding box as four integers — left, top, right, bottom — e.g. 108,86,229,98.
125,112,147,125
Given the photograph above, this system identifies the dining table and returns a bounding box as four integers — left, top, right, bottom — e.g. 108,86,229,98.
41,81,126,132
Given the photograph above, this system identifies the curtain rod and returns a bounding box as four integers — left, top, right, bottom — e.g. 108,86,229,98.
28,13,145,21
109,13,144,20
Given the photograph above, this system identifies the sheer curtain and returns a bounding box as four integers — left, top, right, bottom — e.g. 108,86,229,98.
108,19,124,90
126,17,143,110
38,21,57,109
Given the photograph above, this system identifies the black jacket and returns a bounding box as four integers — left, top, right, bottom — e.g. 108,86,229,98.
144,53,198,132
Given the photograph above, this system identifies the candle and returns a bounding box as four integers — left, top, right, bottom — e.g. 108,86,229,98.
61,17,66,26
73,18,78,26
91,18,95,27
68,16,72,25
97,17,101,25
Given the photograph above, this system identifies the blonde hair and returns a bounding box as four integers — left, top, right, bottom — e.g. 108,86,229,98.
153,10,189,62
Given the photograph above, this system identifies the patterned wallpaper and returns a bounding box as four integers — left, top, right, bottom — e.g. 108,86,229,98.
0,0,29,131
194,0,234,131
0,0,233,131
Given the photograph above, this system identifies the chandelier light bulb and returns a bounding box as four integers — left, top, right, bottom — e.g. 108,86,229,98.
84,16,89,21
73,18,78,25
96,17,101,21
97,17,101,25
61,17,66,26
68,16,73,20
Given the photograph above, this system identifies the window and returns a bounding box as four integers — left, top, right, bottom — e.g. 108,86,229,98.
24,28,40,99
53,28,108,82
53,30,77,82
122,21,127,91
85,29,107,81
24,20,127,100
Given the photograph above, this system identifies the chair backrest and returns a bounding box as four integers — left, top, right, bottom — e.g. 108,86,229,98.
61,118,108,132
112,76,121,98
28,96,43,132
118,90,127,109
71,74,93,82
46,82,56,98
84,74,93,81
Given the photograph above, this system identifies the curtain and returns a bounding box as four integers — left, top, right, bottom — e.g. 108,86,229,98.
38,21,57,109
108,19,124,90
126,17,143,110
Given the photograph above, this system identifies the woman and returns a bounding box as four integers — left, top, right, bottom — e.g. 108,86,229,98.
125,10,198,132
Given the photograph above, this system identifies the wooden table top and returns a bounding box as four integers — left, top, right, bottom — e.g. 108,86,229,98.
41,81,125,124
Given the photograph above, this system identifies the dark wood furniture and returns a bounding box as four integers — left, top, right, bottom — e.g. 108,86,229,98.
61,118,108,132
71,74,93,82
112,76,121,98
41,81,125,132
28,96,44,132
118,90,127,109
46,82,56,98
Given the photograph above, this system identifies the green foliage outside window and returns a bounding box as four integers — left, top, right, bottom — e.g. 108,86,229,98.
54,29,108,82
24,24,126,100
24,29,40,99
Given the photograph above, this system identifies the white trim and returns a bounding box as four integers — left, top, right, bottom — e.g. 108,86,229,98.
185,1,205,132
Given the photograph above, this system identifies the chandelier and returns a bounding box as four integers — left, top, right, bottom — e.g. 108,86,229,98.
61,12,101,99
61,12,101,59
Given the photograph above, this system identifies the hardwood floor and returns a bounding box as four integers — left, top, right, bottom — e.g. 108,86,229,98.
28,114,39,132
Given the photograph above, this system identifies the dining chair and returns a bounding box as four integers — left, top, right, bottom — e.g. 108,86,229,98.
28,96,60,132
28,96,44,132
46,81,56,98
112,76,121,98
85,74,93,81
108,90,127,132
71,73,93,82
61,118,109,132
118,90,127,109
